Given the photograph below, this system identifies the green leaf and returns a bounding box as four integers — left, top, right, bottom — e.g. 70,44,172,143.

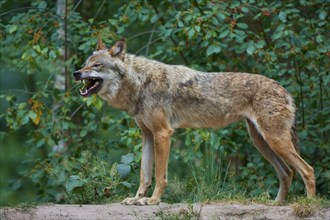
94,96,103,110
120,181,132,188
80,129,87,137
86,96,93,107
236,23,248,29
150,15,158,23
219,29,229,39
194,25,201,33
210,132,216,147
21,51,29,60
9,25,17,33
120,153,134,164
206,44,221,56
117,164,131,178
6,95,16,102
255,40,266,49
217,12,226,20
201,40,209,48
110,163,118,177
272,30,283,40
241,6,249,13
31,169,44,183
18,103,27,110
316,35,323,43
21,114,30,125
247,44,256,55
36,138,45,148
28,111,37,121
66,175,85,193
319,11,327,20
188,28,195,38
211,17,219,25
33,45,41,53
37,1,47,9
278,11,287,22
178,20,184,28
49,50,57,60
41,47,48,55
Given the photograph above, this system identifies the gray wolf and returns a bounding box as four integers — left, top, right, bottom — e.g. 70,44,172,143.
73,38,316,205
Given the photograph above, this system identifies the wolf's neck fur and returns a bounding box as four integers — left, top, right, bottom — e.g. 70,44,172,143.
125,54,165,73
102,54,151,114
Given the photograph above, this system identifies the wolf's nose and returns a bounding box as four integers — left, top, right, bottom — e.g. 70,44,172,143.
73,71,81,79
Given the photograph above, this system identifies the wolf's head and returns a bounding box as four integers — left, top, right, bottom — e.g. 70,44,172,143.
73,38,127,97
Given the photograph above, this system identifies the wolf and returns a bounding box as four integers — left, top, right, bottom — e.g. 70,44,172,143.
73,38,316,205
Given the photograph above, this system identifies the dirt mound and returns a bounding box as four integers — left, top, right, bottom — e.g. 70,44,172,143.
1,203,329,220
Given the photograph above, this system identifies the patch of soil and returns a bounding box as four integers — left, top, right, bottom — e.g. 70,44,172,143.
1,203,329,220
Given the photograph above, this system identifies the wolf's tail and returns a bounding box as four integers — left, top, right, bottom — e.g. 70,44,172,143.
291,124,300,154
290,124,300,176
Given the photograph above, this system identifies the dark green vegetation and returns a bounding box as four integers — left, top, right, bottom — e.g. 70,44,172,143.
0,0,329,206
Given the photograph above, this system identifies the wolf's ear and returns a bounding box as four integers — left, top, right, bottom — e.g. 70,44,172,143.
109,38,126,61
96,37,106,51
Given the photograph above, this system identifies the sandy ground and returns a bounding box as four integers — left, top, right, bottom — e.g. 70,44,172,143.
1,202,329,220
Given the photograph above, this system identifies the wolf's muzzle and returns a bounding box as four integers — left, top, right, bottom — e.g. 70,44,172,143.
73,71,81,80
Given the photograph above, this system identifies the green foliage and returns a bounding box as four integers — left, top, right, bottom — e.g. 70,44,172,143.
64,152,137,204
1,88,139,204
0,0,329,205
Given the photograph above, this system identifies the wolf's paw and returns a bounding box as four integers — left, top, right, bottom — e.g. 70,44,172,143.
121,197,139,205
135,197,160,206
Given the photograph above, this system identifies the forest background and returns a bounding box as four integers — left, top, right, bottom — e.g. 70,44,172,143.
0,0,329,206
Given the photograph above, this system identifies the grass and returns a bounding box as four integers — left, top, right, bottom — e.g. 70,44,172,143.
164,171,330,210
163,139,330,209
156,194,329,220
155,203,201,220
289,196,330,218
14,201,37,213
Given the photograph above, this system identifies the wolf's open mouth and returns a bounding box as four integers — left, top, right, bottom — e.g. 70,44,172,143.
79,77,103,97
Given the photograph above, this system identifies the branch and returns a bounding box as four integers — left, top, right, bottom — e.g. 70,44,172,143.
289,39,305,128
145,23,156,56
128,30,161,40
135,37,162,55
64,0,70,91
151,5,190,66
68,0,82,20
258,18,270,48
93,0,106,21
0,7,63,20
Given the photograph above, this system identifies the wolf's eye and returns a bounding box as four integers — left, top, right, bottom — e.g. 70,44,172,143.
92,63,102,68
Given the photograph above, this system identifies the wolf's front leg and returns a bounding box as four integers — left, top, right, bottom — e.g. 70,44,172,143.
122,120,154,205
135,124,173,206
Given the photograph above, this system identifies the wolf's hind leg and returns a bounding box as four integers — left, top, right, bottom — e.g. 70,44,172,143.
122,120,154,205
264,133,316,199
257,112,316,199
246,119,293,203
